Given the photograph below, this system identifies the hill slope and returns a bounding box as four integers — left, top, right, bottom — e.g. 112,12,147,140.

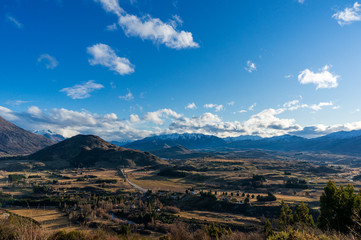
29,134,166,169
0,116,54,156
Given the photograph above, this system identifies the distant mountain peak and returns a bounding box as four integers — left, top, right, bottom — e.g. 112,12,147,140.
33,129,65,142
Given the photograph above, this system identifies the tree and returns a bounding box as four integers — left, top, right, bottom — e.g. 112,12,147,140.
318,180,361,233
293,202,314,226
279,202,293,230
264,219,274,238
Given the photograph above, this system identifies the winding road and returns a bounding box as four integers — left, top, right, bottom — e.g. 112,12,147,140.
120,169,147,194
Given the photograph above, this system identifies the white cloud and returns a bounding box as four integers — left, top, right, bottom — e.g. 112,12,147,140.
94,0,123,15
248,103,256,111
129,114,140,123
284,74,293,79
0,106,18,121
170,15,183,28
0,106,151,141
283,100,299,108
7,16,23,28
87,43,135,75
204,104,224,112
0,99,355,141
283,99,334,112
6,100,29,106
27,106,43,117
333,2,361,26
298,65,339,89
60,80,104,99
37,54,59,69
185,102,197,110
297,0,305,4
104,113,118,120
245,60,256,73
144,108,182,125
238,110,247,113
94,0,199,49
119,89,134,101
308,102,334,111
227,101,235,106
106,23,118,31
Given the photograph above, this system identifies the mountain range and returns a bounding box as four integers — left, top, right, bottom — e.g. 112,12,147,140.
124,131,361,156
2,114,361,159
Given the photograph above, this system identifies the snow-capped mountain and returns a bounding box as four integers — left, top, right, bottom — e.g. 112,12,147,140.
224,135,262,141
33,129,66,142
124,129,361,156
124,133,226,151
320,129,361,140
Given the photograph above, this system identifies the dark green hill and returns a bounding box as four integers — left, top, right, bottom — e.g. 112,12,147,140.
29,134,167,169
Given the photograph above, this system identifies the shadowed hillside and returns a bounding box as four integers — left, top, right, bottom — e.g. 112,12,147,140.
0,116,54,156
29,134,167,169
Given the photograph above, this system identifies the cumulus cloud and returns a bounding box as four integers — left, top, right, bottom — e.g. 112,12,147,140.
0,99,356,141
204,104,224,112
144,108,182,125
87,43,135,75
185,102,197,110
94,0,199,49
227,101,235,106
27,106,43,118
7,16,23,28
245,60,256,73
119,89,134,101
333,2,361,26
60,80,104,99
129,114,140,123
298,65,339,89
37,54,59,69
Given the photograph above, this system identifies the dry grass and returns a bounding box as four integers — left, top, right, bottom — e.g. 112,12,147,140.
7,207,79,233
179,210,262,226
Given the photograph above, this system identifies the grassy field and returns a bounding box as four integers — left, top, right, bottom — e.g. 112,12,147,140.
0,155,360,237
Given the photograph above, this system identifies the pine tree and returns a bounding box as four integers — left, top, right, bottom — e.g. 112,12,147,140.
279,201,293,230
318,180,361,233
264,219,274,238
293,202,314,226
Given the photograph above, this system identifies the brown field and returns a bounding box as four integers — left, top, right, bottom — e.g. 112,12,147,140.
7,207,79,232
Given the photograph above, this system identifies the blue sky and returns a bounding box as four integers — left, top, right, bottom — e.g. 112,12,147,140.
1,0,361,141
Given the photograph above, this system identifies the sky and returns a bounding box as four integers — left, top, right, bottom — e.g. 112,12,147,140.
1,0,361,141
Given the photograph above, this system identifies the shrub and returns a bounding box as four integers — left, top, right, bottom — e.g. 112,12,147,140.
8,174,25,182
257,192,277,202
